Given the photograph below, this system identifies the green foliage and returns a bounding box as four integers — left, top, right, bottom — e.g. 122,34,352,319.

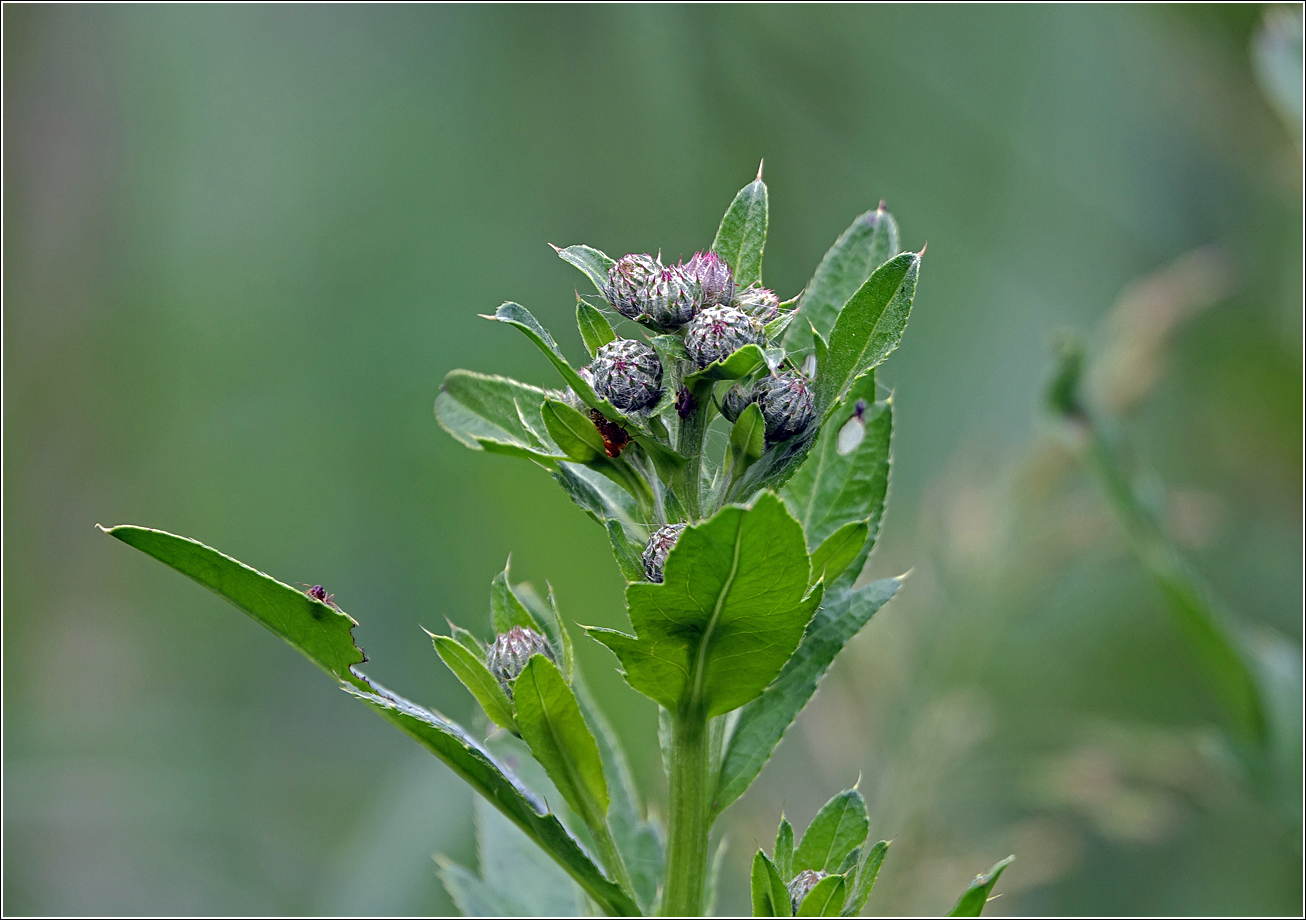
792,790,869,876
711,166,768,289
750,850,791,917
947,856,1014,917
432,632,519,734
795,875,845,916
577,298,617,358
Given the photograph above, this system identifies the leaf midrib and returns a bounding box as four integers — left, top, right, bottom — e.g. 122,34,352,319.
834,261,912,396
687,513,746,712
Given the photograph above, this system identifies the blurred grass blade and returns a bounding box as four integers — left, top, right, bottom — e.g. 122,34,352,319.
787,205,899,352
815,252,919,416
716,577,900,815
792,789,868,875
751,849,791,917
948,855,1014,917
712,169,769,289
101,525,639,917
795,874,846,916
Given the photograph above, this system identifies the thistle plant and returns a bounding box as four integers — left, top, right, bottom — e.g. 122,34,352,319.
101,166,1012,916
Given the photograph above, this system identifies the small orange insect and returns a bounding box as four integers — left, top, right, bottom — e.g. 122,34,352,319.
589,409,632,458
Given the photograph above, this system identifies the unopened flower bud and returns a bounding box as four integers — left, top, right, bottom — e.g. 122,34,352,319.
641,523,686,583
788,870,829,913
719,381,756,423
683,251,735,309
684,305,764,368
604,253,663,320
640,264,702,327
592,339,664,412
559,365,594,410
734,285,782,323
756,373,816,441
486,625,556,697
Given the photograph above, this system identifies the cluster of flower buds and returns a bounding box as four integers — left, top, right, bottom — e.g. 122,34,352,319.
592,339,664,412
604,253,663,321
641,264,702,327
604,250,744,330
756,372,816,441
734,284,782,324
486,625,556,698
684,305,765,368
641,522,686,583
787,870,829,913
719,380,756,423
684,250,735,309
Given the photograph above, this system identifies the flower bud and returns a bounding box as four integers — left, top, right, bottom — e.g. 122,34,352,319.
788,870,829,913
604,253,663,320
756,372,816,441
719,381,756,423
558,365,594,410
734,285,782,323
641,523,686,583
684,305,764,368
592,339,664,412
683,251,735,308
639,264,702,327
486,625,556,697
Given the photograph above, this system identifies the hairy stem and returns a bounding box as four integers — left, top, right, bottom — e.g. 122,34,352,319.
673,382,714,518
661,706,711,916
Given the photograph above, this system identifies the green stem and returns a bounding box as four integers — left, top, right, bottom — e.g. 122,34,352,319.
673,383,714,518
661,706,711,916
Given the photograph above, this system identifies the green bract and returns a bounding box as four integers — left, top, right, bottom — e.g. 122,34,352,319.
102,167,1016,917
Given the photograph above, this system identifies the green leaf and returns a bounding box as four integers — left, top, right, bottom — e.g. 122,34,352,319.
432,632,518,734
795,874,846,917
815,252,920,416
809,521,869,586
577,298,617,359
100,525,638,916
514,581,577,685
543,399,608,463
685,343,768,384
437,857,521,917
648,334,691,363
775,817,795,880
484,302,632,426
948,856,1014,917
491,561,543,636
715,577,900,815
712,167,769,289
842,840,888,917
729,403,767,466
751,849,792,917
435,369,564,466
787,205,899,352
783,373,891,590
449,619,486,656
513,655,610,826
556,244,615,296
586,492,819,717
793,789,869,875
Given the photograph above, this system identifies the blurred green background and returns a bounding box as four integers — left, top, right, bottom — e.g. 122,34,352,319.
3,4,1301,916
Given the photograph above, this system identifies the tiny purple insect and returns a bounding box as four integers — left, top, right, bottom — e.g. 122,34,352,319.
299,583,337,607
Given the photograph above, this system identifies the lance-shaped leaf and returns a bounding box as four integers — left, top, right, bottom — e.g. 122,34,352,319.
795,875,846,917
491,560,544,635
513,655,610,828
729,403,766,467
775,817,795,881
948,856,1014,917
544,399,608,464
787,205,899,352
809,522,869,587
842,840,888,917
712,167,769,289
685,343,768,385
577,298,617,358
815,251,920,416
99,525,638,916
586,492,819,717
715,577,900,815
431,631,518,734
556,244,615,297
783,373,892,589
751,849,792,917
435,370,564,466
793,789,869,875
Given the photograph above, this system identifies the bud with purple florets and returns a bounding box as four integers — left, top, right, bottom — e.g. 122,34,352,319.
486,625,556,697
684,305,765,368
592,339,664,412
639,263,702,327
683,251,735,309
756,372,816,441
604,253,662,320
641,523,686,583
787,870,829,913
